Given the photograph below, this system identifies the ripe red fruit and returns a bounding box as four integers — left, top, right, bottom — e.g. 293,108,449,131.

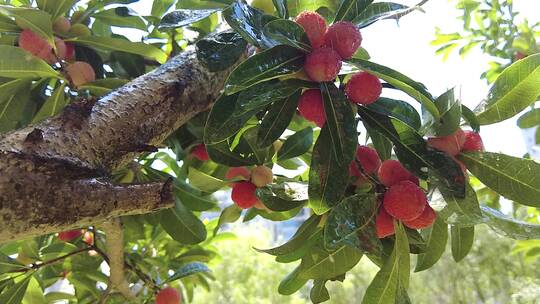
376,208,395,238
383,181,427,221
58,230,82,242
355,146,381,175
66,61,96,87
298,89,326,127
403,205,436,229
156,287,182,304
225,167,251,180
18,29,52,60
345,72,382,105
378,159,419,187
191,144,209,161
427,128,465,156
231,181,260,209
295,11,327,48
304,47,342,82
324,21,362,59
65,43,75,61
461,131,484,152
251,165,273,187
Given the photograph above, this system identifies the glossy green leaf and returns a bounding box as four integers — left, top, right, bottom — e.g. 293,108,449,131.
298,245,363,280
0,14,19,32
475,54,540,125
187,167,226,193
93,7,147,30
278,265,308,295
450,225,474,262
255,206,303,222
222,1,277,48
481,206,540,240
0,46,59,79
0,252,24,274
367,125,393,161
213,204,242,236
0,6,54,46
21,277,45,304
235,79,313,113
320,82,358,162
353,2,410,28
310,280,330,304
334,0,373,22
438,182,487,226
174,181,217,212
256,182,307,212
263,19,311,52
69,36,167,63
32,82,67,123
459,152,540,208
367,97,421,130
0,80,32,133
36,0,76,20
44,292,76,303
415,217,448,272
272,0,288,19
206,141,258,166
277,127,313,160
257,90,300,148
237,126,270,164
461,104,480,132
160,200,207,245
256,215,321,256
196,32,247,72
349,58,439,118
225,46,304,94
361,222,410,304
517,108,540,129
151,0,175,18
423,88,461,136
0,275,31,304
159,9,218,29
164,262,210,283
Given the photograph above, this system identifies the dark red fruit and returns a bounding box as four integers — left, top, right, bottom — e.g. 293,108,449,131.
231,181,259,209
378,159,419,187
304,47,342,82
376,208,395,238
345,72,382,105
295,11,327,48
225,167,251,180
58,230,82,242
298,89,326,127
403,205,436,229
427,128,465,156
461,131,484,152
324,21,362,59
156,287,182,304
355,146,381,175
383,181,427,221
191,144,209,161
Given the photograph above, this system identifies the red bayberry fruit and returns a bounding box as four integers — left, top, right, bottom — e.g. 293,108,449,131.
378,159,419,187
18,29,52,60
403,205,436,229
83,231,94,245
58,230,82,242
304,47,342,82
191,144,209,161
65,42,75,61
66,61,96,87
156,287,182,304
298,89,326,127
324,21,362,59
383,181,427,221
376,208,395,238
295,11,327,48
225,167,251,180
231,181,259,209
251,165,273,187
345,72,382,105
461,131,484,152
355,146,381,175
427,128,465,156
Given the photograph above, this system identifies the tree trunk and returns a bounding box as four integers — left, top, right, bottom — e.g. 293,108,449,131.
0,47,245,243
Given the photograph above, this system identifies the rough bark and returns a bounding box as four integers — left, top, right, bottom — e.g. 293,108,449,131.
0,47,245,243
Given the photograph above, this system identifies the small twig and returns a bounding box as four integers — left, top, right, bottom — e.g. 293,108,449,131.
385,0,431,20
13,247,93,273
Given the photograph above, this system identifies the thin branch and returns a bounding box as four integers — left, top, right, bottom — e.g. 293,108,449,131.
385,0,431,20
12,247,93,273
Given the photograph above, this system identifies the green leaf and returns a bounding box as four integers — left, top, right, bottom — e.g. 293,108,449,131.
32,82,67,123
206,141,258,166
174,181,217,212
159,9,218,29
160,200,207,245
298,245,363,280
213,204,242,236
334,0,373,22
93,7,147,31
517,108,540,129
0,14,18,32
324,194,383,255
481,206,540,240
225,46,304,94
278,265,308,295
277,127,313,160
235,79,312,113
187,167,226,193
361,222,410,304
164,262,211,283
310,279,330,304
257,90,300,148
44,292,76,302
256,182,307,212
353,2,410,28
196,32,247,72
0,80,32,133
458,152,540,208
0,252,24,274
423,88,461,136
263,19,311,52
0,46,59,79
461,104,480,132
475,54,540,125
68,36,167,63
272,0,288,19
0,6,54,46
438,182,487,226
320,82,358,163
237,126,270,164
349,58,439,119
151,0,175,18
450,225,474,262
78,78,129,97
22,277,45,304
0,275,31,304
36,0,76,20
414,217,448,272
367,97,421,130
222,1,277,48
367,125,392,161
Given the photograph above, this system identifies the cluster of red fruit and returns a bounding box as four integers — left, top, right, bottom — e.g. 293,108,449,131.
57,229,94,245
294,11,382,127
427,128,484,174
348,145,434,238
190,144,273,210
17,17,95,87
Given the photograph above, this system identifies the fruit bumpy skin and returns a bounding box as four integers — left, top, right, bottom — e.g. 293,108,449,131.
66,61,96,87
461,130,484,152
376,208,395,238
324,21,362,59
231,181,260,209
378,159,419,187
190,143,209,161
225,167,251,180
427,128,465,156
383,181,427,221
298,89,326,127
304,47,342,82
403,205,436,229
18,29,53,60
58,230,82,242
355,146,381,175
156,287,182,304
295,11,327,48
251,165,273,187
345,72,382,105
